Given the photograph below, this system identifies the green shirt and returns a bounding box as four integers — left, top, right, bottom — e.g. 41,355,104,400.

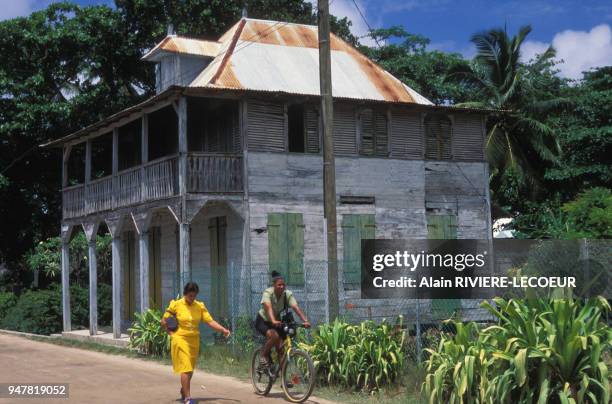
258,287,297,322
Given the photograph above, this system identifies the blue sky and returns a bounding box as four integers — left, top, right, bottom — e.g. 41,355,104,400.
2,0,611,79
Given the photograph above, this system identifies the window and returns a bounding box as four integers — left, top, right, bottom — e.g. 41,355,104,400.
425,114,452,159
288,104,305,153
118,119,142,171
288,104,320,153
267,213,305,285
342,214,375,283
358,109,388,156
91,133,113,179
426,212,460,319
187,97,240,153
148,105,178,161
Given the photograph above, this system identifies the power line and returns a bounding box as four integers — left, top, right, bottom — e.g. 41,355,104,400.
349,0,382,47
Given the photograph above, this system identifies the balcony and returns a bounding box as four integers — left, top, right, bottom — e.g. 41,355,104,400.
61,153,244,219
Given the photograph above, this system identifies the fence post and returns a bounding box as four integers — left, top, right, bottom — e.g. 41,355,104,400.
416,299,422,364
230,261,236,356
304,264,309,325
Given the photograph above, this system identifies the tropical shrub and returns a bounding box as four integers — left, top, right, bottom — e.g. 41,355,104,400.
128,309,170,357
301,318,405,391
0,284,112,335
423,297,611,403
0,291,17,321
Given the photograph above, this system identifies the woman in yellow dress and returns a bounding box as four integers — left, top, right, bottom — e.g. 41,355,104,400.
161,282,230,404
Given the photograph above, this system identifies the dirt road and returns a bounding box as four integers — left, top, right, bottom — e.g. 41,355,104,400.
0,333,335,404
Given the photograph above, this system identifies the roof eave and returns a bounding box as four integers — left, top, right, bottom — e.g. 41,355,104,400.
40,86,184,148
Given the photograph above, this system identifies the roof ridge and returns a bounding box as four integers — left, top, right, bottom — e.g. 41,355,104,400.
209,19,247,85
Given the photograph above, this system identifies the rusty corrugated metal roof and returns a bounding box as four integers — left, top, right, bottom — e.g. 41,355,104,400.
141,36,220,61
188,18,433,105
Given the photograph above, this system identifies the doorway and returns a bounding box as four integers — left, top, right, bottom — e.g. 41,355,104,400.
208,216,228,319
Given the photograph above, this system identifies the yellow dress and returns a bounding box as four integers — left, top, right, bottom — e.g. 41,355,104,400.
163,297,214,374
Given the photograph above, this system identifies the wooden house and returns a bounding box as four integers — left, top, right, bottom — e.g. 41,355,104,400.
44,18,492,339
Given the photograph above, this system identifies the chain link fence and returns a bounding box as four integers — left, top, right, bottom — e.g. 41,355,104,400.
174,261,496,363
169,239,610,363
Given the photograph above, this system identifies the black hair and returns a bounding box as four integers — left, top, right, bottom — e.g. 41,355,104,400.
183,282,199,295
271,271,284,283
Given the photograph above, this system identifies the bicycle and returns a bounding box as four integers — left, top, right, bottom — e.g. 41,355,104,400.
249,321,316,403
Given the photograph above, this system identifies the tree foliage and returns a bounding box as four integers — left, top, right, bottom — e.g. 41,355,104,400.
0,0,354,286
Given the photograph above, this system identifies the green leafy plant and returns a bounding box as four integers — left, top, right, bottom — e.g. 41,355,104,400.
423,297,611,403
0,284,111,335
0,291,17,321
301,317,406,391
128,309,170,357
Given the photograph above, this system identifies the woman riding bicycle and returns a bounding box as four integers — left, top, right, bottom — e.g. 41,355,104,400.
255,271,310,367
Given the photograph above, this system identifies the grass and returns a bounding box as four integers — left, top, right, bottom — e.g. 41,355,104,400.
15,334,425,404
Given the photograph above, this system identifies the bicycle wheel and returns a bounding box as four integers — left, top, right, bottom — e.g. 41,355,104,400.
250,347,273,396
281,349,316,403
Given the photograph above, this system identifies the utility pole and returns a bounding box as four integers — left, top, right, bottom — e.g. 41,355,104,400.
318,0,339,321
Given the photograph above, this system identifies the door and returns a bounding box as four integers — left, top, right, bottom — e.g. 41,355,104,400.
122,231,137,321
209,216,228,319
427,214,460,320
148,227,162,310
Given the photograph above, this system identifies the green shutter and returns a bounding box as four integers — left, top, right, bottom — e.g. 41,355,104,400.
268,213,304,285
342,215,360,283
287,213,305,286
427,213,460,320
342,214,375,284
268,213,288,280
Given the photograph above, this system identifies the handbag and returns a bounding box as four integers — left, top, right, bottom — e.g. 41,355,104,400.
166,311,178,332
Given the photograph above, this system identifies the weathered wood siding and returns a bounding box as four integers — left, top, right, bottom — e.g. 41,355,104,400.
390,110,423,158
424,161,489,239
247,100,285,152
452,114,485,161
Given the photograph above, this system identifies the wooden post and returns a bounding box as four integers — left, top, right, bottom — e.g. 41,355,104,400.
62,146,71,189
139,231,150,312
85,140,92,214
132,212,152,313
179,223,190,291
177,96,191,289
141,114,148,202
83,222,99,336
112,128,119,209
318,0,339,321
106,216,124,339
60,224,72,332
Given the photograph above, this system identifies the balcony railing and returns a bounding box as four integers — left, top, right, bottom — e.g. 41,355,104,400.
62,155,179,219
187,153,243,193
62,153,244,219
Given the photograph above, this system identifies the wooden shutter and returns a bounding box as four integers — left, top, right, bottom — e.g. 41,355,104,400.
452,114,484,161
342,214,375,283
359,109,374,155
209,217,228,318
267,213,288,279
123,231,136,320
425,114,452,160
342,215,360,283
267,213,305,285
248,99,285,152
333,105,357,155
391,111,423,158
374,111,389,157
287,213,305,286
305,106,320,153
427,214,460,319
232,106,241,153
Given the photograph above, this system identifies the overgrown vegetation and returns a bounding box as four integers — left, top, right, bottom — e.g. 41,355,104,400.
128,308,170,356
301,318,406,392
423,297,611,403
0,284,111,335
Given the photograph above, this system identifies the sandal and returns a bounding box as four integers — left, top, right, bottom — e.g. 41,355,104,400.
184,398,194,404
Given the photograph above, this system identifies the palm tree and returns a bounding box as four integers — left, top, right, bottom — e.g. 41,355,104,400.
449,25,568,194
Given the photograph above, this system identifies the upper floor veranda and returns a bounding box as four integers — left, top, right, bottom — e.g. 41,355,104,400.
48,88,488,221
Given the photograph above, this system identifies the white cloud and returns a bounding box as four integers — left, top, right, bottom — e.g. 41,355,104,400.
523,24,612,79
521,40,550,62
307,0,379,46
